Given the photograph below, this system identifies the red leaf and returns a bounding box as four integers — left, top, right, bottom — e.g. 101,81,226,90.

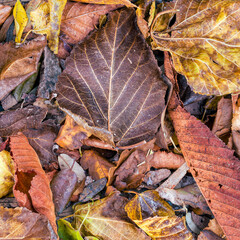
10,132,57,235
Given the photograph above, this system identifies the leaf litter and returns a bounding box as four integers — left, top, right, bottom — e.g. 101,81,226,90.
0,0,240,239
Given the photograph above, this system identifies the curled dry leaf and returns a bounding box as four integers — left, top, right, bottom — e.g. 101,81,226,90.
56,8,167,147
10,132,57,235
74,192,150,240
0,36,46,100
0,105,47,137
125,190,193,239
147,150,185,169
0,206,57,240
0,150,14,198
152,0,240,95
55,115,91,150
0,4,12,26
30,0,67,53
59,2,121,58
80,150,114,180
169,105,240,240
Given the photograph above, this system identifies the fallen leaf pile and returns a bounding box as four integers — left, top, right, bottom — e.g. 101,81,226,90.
0,0,240,239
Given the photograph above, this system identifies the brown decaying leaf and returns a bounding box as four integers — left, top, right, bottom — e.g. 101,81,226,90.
0,206,57,240
198,230,224,240
125,190,193,239
0,105,47,137
72,0,135,8
55,115,90,150
0,4,12,25
80,150,114,180
56,8,167,147
74,192,150,239
169,105,240,240
23,123,58,167
114,149,149,190
10,133,57,235
58,2,121,58
152,0,240,95
51,169,78,214
0,36,46,100
147,150,185,169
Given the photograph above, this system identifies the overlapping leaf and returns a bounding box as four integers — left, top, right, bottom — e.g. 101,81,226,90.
0,4,12,26
56,8,167,147
10,133,57,235
0,36,46,100
152,0,240,95
125,190,193,239
169,105,240,239
73,0,135,7
74,193,150,239
58,2,120,58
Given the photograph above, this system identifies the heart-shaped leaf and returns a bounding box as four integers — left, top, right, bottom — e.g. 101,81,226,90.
56,8,167,147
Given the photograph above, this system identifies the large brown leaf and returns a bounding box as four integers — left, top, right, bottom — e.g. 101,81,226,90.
0,105,47,137
169,105,240,240
0,4,12,25
58,2,120,58
0,206,57,240
152,0,240,95
56,8,167,147
10,133,57,235
72,0,135,7
0,36,46,100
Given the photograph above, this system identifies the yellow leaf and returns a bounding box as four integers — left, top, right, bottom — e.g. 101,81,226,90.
0,151,14,198
151,0,240,96
13,0,28,43
30,0,67,54
125,190,193,239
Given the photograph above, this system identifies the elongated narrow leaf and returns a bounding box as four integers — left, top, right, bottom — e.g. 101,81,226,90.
56,8,167,147
170,105,240,240
152,0,240,95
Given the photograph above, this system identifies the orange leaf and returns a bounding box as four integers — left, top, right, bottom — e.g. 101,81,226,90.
0,4,12,26
169,105,240,240
10,132,57,235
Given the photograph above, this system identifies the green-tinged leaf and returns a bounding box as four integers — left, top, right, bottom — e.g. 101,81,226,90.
58,219,83,240
13,0,28,43
151,0,240,95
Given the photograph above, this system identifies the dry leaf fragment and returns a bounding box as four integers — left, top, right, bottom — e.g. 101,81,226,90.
74,192,150,239
10,132,57,235
56,8,167,147
80,150,114,180
169,105,240,240
30,0,67,53
152,0,240,95
125,190,193,239
0,36,46,100
59,2,121,58
0,206,57,240
0,4,12,26
0,150,14,198
0,105,47,137
13,0,28,43
55,115,91,150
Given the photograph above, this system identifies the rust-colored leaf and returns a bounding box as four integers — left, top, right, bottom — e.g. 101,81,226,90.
169,105,240,240
152,0,240,95
0,105,47,137
0,36,46,100
0,4,12,26
58,2,120,58
74,192,150,239
10,132,57,235
55,115,91,150
56,8,167,147
0,206,57,240
125,190,193,239
80,150,114,180
72,0,135,8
